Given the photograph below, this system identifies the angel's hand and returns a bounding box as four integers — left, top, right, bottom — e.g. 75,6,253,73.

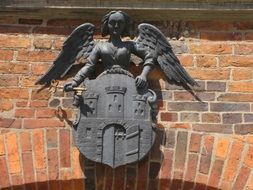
64,81,78,92
135,75,147,89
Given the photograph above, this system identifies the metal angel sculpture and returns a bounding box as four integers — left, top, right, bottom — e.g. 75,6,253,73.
36,11,198,168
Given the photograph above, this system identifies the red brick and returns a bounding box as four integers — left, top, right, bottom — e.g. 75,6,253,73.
189,133,202,153
0,35,31,48
46,129,58,148
33,129,46,170
19,18,43,25
200,32,242,41
234,44,253,55
31,89,51,100
232,166,251,190
222,141,244,182
244,146,253,167
30,100,48,108
0,25,30,34
20,131,32,152
6,133,21,174
0,118,21,129
195,174,208,189
20,76,38,87
177,55,194,67
160,149,173,179
0,156,11,188
33,26,72,35
184,153,198,184
189,43,232,54
0,75,19,86
113,166,125,190
196,55,217,68
0,49,14,61
15,108,35,118
16,101,28,107
175,131,188,171
0,88,29,99
72,147,84,179
0,17,17,24
11,173,24,187
232,68,252,81
137,157,149,190
0,136,5,156
60,129,71,168
245,32,253,40
202,113,221,123
171,123,190,129
48,149,59,180
53,38,65,50
164,130,175,148
22,152,36,184
228,82,253,93
199,135,214,174
17,50,57,62
217,93,253,102
34,38,53,49
174,91,195,101
160,112,178,122
207,160,224,189
0,62,29,74
0,99,14,111
215,138,230,159
125,167,136,190
193,124,232,134
36,108,56,118
32,64,51,75
36,170,48,190
47,18,86,27
170,171,183,190
188,68,230,80
24,119,64,128
220,56,253,67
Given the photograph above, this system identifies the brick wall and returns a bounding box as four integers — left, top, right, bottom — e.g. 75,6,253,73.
0,16,252,190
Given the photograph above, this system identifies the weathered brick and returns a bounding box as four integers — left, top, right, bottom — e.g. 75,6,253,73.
18,50,57,62
0,62,29,74
232,68,252,81
0,156,11,188
0,35,31,48
174,131,188,171
32,64,51,75
244,146,253,167
0,99,13,111
30,100,48,108
202,113,221,123
34,38,53,49
215,138,230,159
170,171,183,190
200,32,242,41
222,140,243,182
22,152,36,184
189,21,233,31
207,160,224,189
10,173,24,187
199,135,214,174
137,157,149,190
222,113,242,124
33,26,72,35
235,124,253,135
183,153,198,189
0,136,5,156
189,133,202,153
16,100,28,107
20,131,32,152
171,123,190,129
245,114,253,123
0,49,14,61
0,16,17,24
48,149,59,180
232,166,251,190
47,18,85,27
177,55,194,67
31,89,51,100
6,133,21,174
60,129,71,168
160,112,178,122
0,118,21,129
189,43,232,54
160,149,173,180
180,112,200,122
196,55,217,68
245,32,253,40
210,103,250,112
188,68,230,80
15,108,35,118
36,108,56,118
163,130,175,149
46,129,58,148
193,124,232,134
220,56,253,67
19,18,43,25
113,166,126,190
24,118,64,129
228,82,253,92
217,93,253,102
0,88,29,99
49,99,60,107
36,170,48,190
0,75,19,86
234,44,253,55
20,76,38,87
33,129,46,170
0,25,30,34
167,102,208,111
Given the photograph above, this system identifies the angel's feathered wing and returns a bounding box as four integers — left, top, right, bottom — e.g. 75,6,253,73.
135,23,198,87
36,23,95,85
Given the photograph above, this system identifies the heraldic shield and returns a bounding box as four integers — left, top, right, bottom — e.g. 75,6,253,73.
73,67,157,168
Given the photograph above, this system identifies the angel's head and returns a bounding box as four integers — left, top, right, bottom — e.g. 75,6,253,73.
101,11,131,37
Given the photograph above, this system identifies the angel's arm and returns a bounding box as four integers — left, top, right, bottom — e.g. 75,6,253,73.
72,44,100,86
131,42,154,87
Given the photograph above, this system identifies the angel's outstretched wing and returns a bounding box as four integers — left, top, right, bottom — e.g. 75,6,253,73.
135,23,198,87
36,23,95,85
